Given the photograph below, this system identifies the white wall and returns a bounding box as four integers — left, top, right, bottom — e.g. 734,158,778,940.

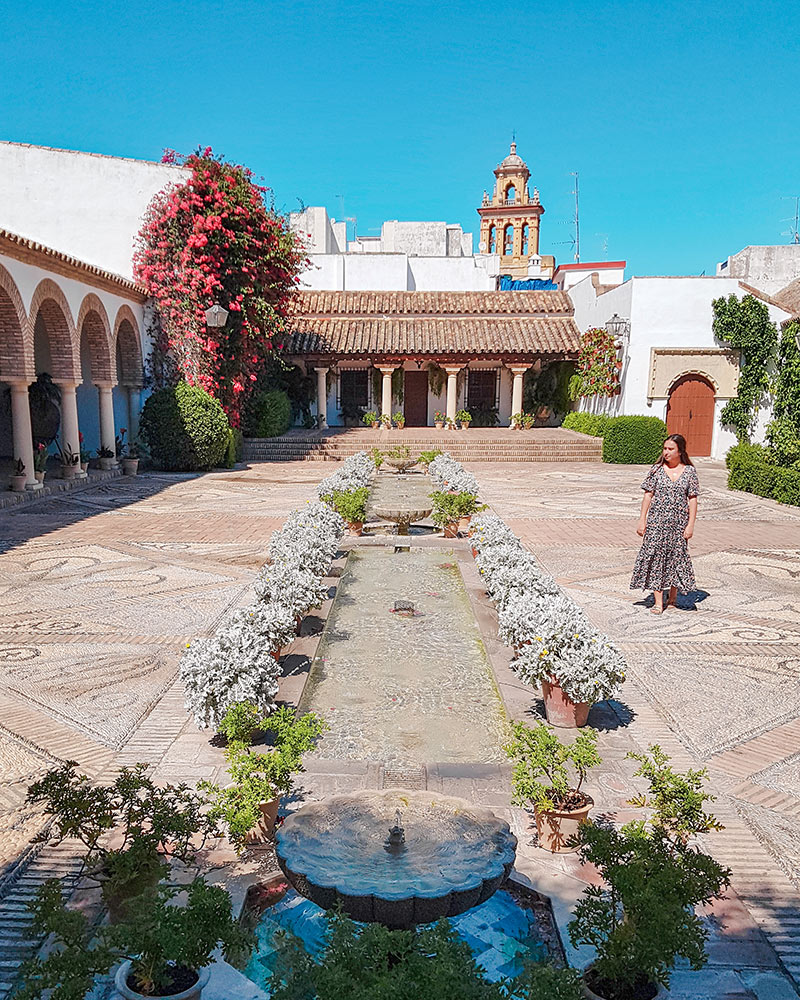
568,274,791,458
717,244,800,290
298,251,498,291
0,142,188,278
556,264,626,290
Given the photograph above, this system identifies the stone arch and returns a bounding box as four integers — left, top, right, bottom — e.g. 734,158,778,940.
666,368,719,394
28,279,80,382
503,223,514,256
0,262,32,381
112,305,144,387
76,293,115,385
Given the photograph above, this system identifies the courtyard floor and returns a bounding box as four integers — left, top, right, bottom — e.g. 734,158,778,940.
0,459,798,998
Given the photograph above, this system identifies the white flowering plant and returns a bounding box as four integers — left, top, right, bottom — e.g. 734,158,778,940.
317,451,374,497
429,453,479,495
181,602,296,729
511,626,626,705
254,559,329,618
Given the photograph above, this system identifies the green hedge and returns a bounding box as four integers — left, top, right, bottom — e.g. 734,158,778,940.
727,445,800,506
602,415,668,464
140,382,230,472
562,411,611,437
564,411,667,464
244,389,291,438
223,427,244,468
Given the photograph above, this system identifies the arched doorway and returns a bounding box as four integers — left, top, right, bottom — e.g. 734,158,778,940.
666,374,715,457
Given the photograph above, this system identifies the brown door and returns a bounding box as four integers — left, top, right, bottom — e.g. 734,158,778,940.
666,374,715,457
404,371,429,426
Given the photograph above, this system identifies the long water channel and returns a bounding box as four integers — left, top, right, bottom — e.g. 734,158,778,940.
300,472,507,766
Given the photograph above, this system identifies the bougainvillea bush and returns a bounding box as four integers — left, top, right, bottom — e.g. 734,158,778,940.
134,148,307,425
568,327,620,400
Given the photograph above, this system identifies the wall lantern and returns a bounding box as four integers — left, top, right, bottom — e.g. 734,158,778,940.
205,303,229,328
606,313,631,358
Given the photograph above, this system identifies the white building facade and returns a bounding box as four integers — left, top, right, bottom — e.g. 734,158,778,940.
568,272,792,460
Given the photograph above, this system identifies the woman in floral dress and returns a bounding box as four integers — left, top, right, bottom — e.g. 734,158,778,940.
631,434,699,614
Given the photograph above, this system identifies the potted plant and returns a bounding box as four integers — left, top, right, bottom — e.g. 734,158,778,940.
569,746,731,1000
200,707,325,850
78,432,90,473
456,408,472,429
57,440,80,479
522,412,535,429
434,410,445,430
98,445,116,470
418,448,442,474
504,720,600,853
393,411,406,429
510,412,524,430
369,446,384,469
429,490,487,538
321,486,369,535
445,416,456,431
217,700,272,744
10,457,27,492
362,410,379,429
122,435,141,476
33,442,48,483
380,413,392,430
18,876,252,1000
25,761,219,923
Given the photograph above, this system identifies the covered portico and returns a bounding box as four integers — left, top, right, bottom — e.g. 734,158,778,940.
285,290,580,427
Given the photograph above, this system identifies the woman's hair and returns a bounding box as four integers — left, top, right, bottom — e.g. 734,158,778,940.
657,433,694,467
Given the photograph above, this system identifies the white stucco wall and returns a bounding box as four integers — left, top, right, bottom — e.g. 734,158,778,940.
0,143,188,279
568,274,791,459
717,244,800,290
298,252,498,291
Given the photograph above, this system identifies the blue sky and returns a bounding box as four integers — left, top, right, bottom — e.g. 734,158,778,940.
2,0,799,275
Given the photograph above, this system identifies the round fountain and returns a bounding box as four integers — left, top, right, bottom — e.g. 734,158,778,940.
383,456,418,473
275,788,517,930
372,473,433,535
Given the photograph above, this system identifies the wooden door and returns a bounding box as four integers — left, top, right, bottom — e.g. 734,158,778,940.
404,371,429,426
666,374,715,457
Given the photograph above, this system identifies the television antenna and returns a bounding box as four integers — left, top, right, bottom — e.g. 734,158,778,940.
781,196,800,244
595,233,609,258
570,172,580,262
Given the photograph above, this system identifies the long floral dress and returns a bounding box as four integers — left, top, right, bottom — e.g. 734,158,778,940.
630,464,699,593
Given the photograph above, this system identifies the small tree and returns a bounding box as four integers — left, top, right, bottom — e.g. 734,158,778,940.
504,721,600,812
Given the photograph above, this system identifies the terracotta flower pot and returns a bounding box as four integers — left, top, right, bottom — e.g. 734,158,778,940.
471,545,478,558
99,457,115,471
542,678,590,728
115,961,209,1000
80,461,89,474
458,515,471,532
581,966,664,1000
348,521,364,536
61,464,77,480
34,470,45,484
245,799,280,845
434,421,444,430
10,475,27,492
271,649,281,662
371,421,379,429
295,615,303,634
443,521,459,538
534,794,593,853
461,421,471,430
121,458,139,476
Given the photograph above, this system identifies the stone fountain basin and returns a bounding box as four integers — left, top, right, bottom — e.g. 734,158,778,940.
275,789,517,929
383,458,418,472
372,504,433,524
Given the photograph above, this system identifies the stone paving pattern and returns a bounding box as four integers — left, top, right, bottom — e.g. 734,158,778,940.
0,459,799,999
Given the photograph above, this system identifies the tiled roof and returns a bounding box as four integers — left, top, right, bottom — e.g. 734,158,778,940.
774,278,800,319
0,229,146,301
285,290,580,357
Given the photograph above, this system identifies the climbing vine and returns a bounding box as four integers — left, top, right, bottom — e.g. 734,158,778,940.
427,363,446,397
712,294,777,442
134,147,307,426
568,328,620,400
773,320,800,428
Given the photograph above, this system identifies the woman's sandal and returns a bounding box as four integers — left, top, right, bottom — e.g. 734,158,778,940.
650,607,664,615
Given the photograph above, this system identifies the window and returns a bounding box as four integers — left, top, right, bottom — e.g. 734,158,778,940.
503,224,514,256
340,369,369,413
521,223,529,255
467,369,498,412
506,184,516,204
488,225,496,253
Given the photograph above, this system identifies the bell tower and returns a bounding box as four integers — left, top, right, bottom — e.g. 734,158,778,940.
477,142,552,280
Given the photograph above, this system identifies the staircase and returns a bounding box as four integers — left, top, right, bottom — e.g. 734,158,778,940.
243,428,603,463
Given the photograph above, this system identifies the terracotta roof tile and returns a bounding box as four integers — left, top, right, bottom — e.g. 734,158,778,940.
286,290,579,357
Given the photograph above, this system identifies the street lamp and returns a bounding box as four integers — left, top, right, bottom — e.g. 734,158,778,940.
605,313,629,348
205,303,229,328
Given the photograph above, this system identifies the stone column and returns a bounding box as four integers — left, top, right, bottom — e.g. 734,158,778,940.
97,384,116,457
443,365,463,423
8,381,40,490
508,365,531,422
125,386,142,438
314,367,328,429
55,382,86,478
377,365,397,422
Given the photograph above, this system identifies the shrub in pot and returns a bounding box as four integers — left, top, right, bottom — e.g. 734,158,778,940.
201,707,326,850
369,446,384,469
510,412,524,429
456,408,472,429
97,445,116,470
568,746,730,1000
504,721,600,853
320,486,369,534
25,762,219,922
429,490,487,536
33,442,48,482
78,432,90,473
418,448,443,474
393,411,406,429
11,457,27,491
362,409,379,429
17,876,252,1000
57,440,80,479
254,558,329,622
434,410,445,429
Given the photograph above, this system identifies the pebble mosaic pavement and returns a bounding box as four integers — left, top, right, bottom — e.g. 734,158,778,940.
0,459,799,999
